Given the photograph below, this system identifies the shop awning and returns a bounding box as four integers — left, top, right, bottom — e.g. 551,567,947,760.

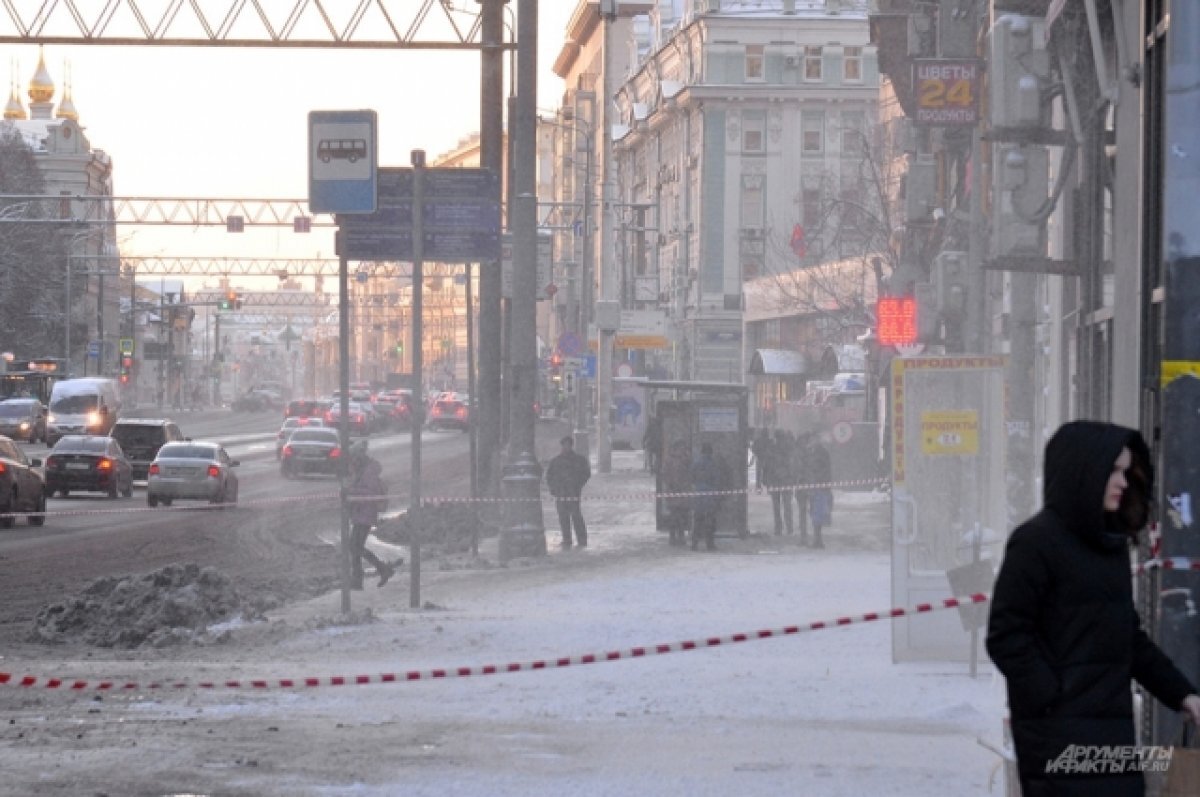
748,348,807,376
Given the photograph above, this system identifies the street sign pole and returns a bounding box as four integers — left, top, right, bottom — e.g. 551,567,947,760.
409,150,425,609
310,108,377,616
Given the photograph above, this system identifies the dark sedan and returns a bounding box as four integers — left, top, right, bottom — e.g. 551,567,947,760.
0,435,46,527
44,435,134,499
0,398,47,444
280,427,344,478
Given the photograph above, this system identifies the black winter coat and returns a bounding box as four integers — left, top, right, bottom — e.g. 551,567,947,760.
986,421,1195,793
546,450,590,498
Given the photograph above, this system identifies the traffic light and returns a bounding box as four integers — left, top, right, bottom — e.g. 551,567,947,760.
218,291,243,311
392,341,404,359
120,354,134,385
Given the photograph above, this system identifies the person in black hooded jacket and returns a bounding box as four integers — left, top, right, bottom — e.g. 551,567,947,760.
987,421,1200,796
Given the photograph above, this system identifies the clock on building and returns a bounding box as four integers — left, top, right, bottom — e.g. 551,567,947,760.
634,277,658,302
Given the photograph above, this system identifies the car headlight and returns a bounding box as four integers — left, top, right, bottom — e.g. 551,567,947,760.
87,412,100,426
47,414,56,424
18,422,29,430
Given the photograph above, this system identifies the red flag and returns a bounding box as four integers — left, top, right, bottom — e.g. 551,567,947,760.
790,223,807,258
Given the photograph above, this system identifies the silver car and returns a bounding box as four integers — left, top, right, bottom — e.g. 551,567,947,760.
146,441,240,508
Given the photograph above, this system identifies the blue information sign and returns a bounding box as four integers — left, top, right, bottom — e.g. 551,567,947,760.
338,167,501,262
308,110,378,214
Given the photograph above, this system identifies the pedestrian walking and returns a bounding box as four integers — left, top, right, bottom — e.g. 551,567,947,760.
690,442,728,551
546,435,591,549
987,421,1200,796
347,445,396,589
660,439,692,547
764,430,794,536
805,434,832,549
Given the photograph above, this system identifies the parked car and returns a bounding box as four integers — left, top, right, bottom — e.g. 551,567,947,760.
427,393,470,432
0,398,48,444
0,434,46,527
280,427,343,478
147,441,240,507
276,417,325,459
44,435,134,499
110,418,185,480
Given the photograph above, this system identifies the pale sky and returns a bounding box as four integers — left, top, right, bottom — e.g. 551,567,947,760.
6,1,576,279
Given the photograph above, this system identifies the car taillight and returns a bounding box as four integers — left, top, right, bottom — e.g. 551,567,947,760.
0,462,6,474
45,456,58,469
148,463,160,476
330,447,341,459
353,413,363,423
455,407,467,418
97,458,113,471
282,445,294,458
207,464,221,478
324,411,334,423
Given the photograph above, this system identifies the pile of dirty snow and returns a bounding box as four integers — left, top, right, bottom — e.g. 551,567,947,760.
27,563,266,649
379,502,488,552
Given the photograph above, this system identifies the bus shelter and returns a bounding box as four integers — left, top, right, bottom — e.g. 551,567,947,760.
640,380,749,539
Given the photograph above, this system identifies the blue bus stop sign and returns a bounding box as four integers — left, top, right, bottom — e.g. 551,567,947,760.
308,110,377,214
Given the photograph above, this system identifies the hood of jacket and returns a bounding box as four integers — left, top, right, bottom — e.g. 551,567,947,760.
1042,420,1152,550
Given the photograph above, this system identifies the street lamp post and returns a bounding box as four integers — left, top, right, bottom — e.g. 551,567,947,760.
539,110,596,456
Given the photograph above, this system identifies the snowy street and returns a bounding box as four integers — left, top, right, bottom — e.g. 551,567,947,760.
1,451,1008,796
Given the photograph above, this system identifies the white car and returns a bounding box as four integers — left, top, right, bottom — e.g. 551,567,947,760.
147,441,240,508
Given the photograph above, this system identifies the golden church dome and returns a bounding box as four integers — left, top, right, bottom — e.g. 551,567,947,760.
3,87,25,120
28,47,54,103
55,89,78,121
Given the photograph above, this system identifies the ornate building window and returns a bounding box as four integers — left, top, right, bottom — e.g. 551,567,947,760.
745,44,765,82
802,111,825,153
843,46,863,82
804,46,823,81
743,110,765,153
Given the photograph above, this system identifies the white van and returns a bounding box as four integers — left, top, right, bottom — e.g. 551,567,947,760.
46,377,121,446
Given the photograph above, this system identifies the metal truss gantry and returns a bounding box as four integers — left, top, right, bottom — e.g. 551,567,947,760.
0,0,511,49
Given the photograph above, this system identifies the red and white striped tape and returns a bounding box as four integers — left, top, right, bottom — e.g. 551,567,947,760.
2,477,888,520
0,593,989,692
1137,557,1200,574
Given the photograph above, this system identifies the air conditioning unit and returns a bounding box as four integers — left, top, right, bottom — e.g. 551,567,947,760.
784,55,800,68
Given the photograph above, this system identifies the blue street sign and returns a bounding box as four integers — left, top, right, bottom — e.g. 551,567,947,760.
87,341,101,359
338,167,501,262
582,354,597,379
558,331,584,357
308,110,377,214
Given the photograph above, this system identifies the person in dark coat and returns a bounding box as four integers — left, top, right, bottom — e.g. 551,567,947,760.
347,447,396,589
660,439,692,547
546,435,591,549
986,421,1200,796
805,434,833,549
761,430,793,536
690,442,727,551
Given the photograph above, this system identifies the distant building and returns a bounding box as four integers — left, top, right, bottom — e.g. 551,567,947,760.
3,48,118,377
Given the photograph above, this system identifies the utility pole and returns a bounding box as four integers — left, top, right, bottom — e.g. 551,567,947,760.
574,110,594,457
595,0,618,474
477,0,505,498
410,150,427,607
498,0,546,560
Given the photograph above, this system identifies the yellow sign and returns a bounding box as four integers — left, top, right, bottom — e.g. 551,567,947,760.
920,410,979,455
1161,361,1200,388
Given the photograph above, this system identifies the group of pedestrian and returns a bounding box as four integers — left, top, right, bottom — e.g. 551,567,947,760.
751,427,832,548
